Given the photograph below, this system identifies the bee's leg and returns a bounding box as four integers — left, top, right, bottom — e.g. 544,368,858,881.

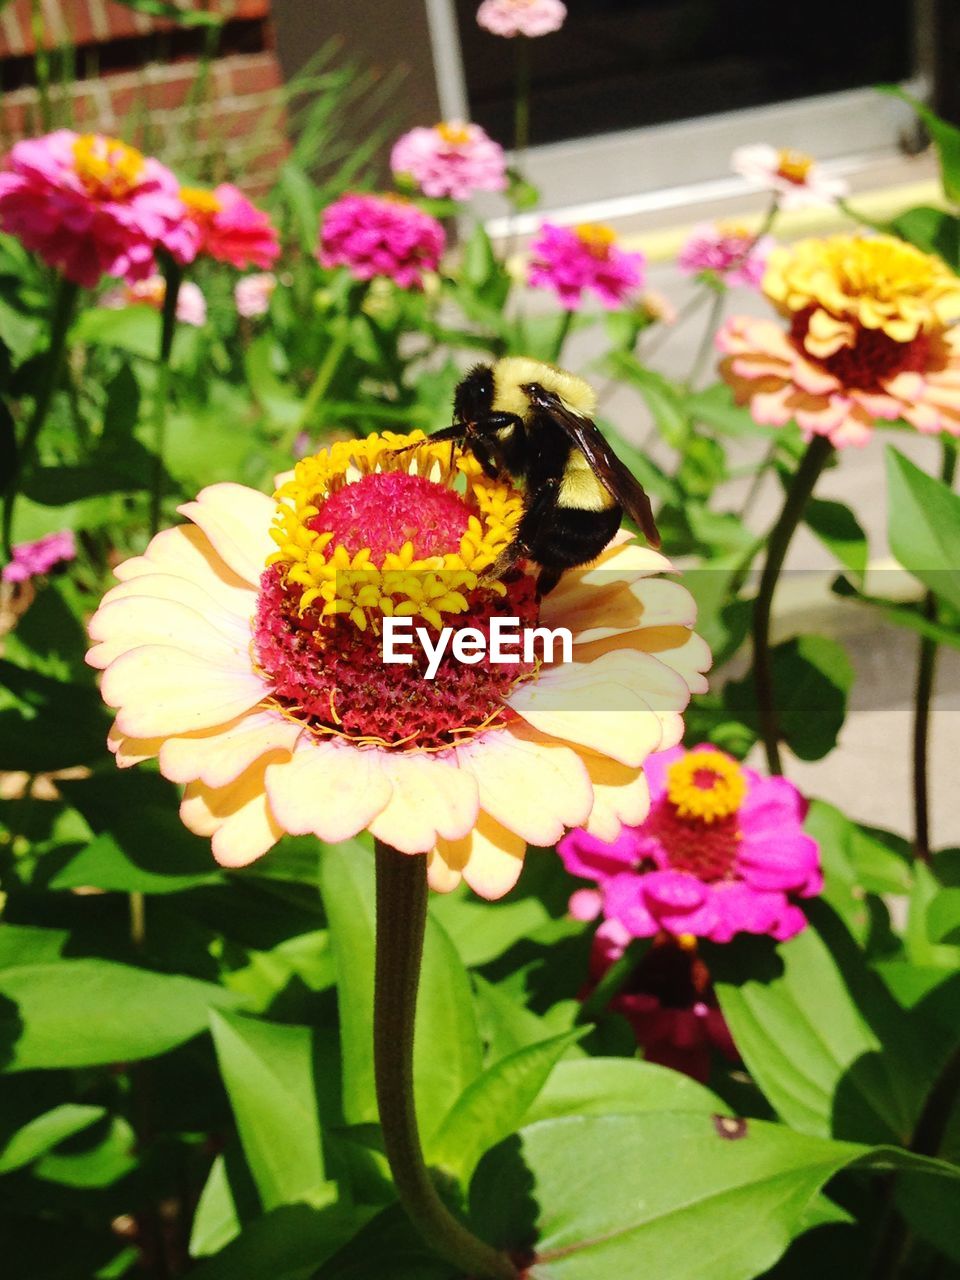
480,479,558,588
534,565,564,596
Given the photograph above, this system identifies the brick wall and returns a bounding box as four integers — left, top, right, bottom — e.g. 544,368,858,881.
0,1,288,194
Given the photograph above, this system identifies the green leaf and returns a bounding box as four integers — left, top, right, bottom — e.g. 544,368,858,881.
832,577,960,651
0,959,244,1071
880,87,960,206
209,1011,334,1212
429,888,551,968
244,335,301,427
803,497,868,581
685,382,774,438
523,1056,727,1125
723,635,853,761
189,1204,369,1280
0,924,68,967
928,887,960,944
886,445,960,613
0,1103,105,1174
606,352,688,443
461,223,498,291
889,205,960,269
428,1031,583,1184
72,305,193,363
47,830,223,895
319,842,483,1134
315,1203,457,1280
471,1113,960,1280
0,660,109,771
712,906,931,1143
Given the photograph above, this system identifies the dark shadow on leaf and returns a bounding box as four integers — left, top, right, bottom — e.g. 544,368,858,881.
702,933,786,986
469,1133,539,1263
0,992,23,1070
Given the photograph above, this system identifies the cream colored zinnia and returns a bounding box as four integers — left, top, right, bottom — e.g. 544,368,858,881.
87,430,709,899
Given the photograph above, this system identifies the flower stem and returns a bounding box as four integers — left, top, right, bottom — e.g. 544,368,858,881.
149,256,183,538
513,38,531,159
751,434,833,774
373,841,518,1280
284,327,350,455
550,309,574,364
912,439,957,862
2,276,80,558
686,288,725,390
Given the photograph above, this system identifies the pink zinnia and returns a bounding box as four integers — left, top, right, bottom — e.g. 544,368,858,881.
559,744,822,944
390,122,507,201
3,529,76,583
318,193,446,290
235,272,277,318
585,922,736,1082
476,0,566,37
677,221,772,290
528,222,644,311
0,131,196,288
103,275,206,326
181,184,280,271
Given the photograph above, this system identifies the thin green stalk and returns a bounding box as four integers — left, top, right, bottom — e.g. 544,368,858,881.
284,327,350,453
149,257,183,537
550,309,574,364
513,38,531,159
751,435,834,774
576,938,647,1024
374,842,518,1280
686,289,725,390
868,1040,960,1280
30,0,53,132
2,277,80,557
912,440,957,861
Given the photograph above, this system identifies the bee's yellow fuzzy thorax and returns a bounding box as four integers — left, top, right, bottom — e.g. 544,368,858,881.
490,357,598,420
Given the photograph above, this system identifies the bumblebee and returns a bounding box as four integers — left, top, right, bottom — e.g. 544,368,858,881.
421,357,660,594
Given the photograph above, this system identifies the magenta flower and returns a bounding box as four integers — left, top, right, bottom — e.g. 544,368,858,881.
677,221,773,290
0,131,197,288
318,193,446,290
476,0,566,37
181,184,280,271
528,222,645,311
390,122,507,201
3,529,76,583
586,921,736,1082
558,744,822,943
234,272,277,318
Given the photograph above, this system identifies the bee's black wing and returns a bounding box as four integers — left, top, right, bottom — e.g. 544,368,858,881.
524,386,661,549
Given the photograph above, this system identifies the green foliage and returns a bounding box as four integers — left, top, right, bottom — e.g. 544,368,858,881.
1,43,960,1280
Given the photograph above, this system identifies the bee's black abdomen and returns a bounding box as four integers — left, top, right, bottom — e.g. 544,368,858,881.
521,504,622,574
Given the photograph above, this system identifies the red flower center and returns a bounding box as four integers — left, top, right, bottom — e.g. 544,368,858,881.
791,307,930,390
645,799,741,882
308,471,472,561
254,470,539,749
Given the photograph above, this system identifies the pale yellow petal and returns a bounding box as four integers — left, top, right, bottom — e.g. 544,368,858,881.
265,741,392,843
437,812,527,900
100,571,254,631
368,752,479,854
177,483,276,587
457,725,592,846
102,645,266,738
580,748,651,841
540,541,674,624
114,524,250,597
158,711,302,788
87,597,249,670
575,627,711,695
181,765,283,867
542,576,697,646
107,718,163,768
426,844,465,893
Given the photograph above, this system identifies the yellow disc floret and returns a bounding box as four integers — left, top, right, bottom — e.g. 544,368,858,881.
763,234,960,345
72,134,146,199
180,186,224,217
267,431,524,632
666,749,747,823
775,149,814,185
